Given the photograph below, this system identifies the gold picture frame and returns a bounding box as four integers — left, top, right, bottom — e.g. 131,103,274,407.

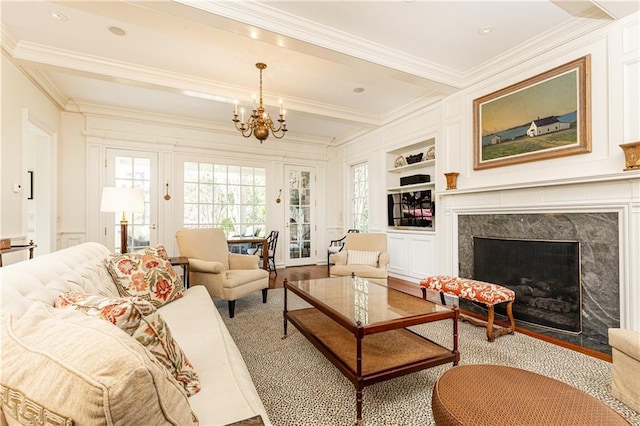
473,55,591,170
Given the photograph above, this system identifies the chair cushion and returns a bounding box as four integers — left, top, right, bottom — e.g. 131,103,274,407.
225,269,269,288
54,292,200,396
346,250,380,266
420,275,515,305
105,252,184,308
0,302,196,425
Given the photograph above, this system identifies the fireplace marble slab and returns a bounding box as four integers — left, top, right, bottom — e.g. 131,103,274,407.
458,213,619,354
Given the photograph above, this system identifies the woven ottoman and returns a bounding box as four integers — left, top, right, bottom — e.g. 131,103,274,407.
432,365,631,425
421,275,515,342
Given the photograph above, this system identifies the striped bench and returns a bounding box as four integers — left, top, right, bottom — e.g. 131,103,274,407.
420,275,516,342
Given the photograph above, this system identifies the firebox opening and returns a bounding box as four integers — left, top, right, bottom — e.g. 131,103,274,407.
473,236,582,335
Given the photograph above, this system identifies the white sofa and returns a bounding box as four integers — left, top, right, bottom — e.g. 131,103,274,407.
0,242,271,426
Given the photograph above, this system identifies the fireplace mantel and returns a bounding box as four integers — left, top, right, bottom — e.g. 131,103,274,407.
436,171,640,198
438,175,640,334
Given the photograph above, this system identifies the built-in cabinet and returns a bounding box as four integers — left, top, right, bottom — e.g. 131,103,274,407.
385,137,437,282
385,138,436,231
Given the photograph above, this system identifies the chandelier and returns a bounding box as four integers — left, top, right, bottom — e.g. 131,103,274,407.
232,62,287,143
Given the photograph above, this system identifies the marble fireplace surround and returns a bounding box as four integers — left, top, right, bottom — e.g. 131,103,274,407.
440,175,640,353
458,213,617,353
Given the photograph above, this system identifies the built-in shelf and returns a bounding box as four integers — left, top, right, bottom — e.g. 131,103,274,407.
388,182,436,192
386,138,436,233
387,159,435,173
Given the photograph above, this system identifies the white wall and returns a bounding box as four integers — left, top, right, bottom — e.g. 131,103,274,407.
1,53,60,264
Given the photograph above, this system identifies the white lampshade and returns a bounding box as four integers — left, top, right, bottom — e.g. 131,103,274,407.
100,187,145,214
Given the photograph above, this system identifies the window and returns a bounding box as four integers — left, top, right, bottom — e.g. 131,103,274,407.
183,162,266,237
351,162,369,232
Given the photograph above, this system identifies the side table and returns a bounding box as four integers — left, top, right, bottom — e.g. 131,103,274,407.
169,256,189,288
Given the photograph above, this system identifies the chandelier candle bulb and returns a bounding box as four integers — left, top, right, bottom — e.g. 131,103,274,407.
234,101,238,115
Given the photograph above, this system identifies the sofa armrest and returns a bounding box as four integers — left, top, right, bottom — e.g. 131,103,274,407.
378,252,390,268
609,328,640,360
333,251,347,266
229,253,259,270
188,259,225,274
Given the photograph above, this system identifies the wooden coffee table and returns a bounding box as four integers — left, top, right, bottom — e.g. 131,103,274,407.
283,276,459,425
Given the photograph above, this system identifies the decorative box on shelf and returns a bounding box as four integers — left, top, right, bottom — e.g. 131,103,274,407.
0,239,10,250
400,174,430,186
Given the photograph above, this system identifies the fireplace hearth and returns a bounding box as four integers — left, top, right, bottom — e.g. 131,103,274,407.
458,213,620,355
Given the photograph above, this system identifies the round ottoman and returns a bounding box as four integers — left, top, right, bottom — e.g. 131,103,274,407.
432,364,630,425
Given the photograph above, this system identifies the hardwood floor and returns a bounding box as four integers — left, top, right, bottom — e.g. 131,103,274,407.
267,264,422,297
267,265,611,361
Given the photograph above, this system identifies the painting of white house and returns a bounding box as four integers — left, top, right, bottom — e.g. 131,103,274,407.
473,56,591,170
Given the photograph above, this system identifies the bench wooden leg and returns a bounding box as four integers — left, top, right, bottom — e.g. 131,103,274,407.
506,300,515,332
486,305,496,342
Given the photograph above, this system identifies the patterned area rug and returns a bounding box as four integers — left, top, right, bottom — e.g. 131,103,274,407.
217,289,640,426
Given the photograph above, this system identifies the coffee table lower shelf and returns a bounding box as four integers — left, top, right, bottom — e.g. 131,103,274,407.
285,308,457,424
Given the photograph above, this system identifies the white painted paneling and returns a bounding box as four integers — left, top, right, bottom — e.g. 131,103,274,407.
624,60,640,141
409,234,436,278
387,232,407,275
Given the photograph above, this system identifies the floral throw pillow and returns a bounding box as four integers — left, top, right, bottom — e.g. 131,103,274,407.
105,252,184,308
134,244,170,261
54,292,201,397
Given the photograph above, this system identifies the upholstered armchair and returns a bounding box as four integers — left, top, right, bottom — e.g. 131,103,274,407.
609,328,640,412
175,228,269,318
329,232,389,284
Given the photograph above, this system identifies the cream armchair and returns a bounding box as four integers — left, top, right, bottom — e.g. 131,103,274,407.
609,328,640,412
330,232,389,284
176,228,269,318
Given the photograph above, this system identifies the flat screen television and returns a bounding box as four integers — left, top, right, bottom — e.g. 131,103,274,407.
387,190,434,228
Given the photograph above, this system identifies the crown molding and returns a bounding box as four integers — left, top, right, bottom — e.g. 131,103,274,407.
174,0,466,89
462,16,612,87
1,24,17,54
72,100,333,147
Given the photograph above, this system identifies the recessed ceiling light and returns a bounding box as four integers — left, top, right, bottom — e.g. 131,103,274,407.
108,26,126,36
478,26,493,35
353,87,365,93
50,11,67,21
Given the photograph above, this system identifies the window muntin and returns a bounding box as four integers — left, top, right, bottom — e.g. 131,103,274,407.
183,161,266,237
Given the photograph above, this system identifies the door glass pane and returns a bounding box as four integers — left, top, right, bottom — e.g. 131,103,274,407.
113,155,151,252
289,170,311,260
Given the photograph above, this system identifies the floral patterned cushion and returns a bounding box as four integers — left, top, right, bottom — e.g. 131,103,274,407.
105,251,184,308
133,244,170,260
54,292,201,396
420,275,515,306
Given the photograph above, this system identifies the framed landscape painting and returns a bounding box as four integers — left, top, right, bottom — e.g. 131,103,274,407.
473,55,591,170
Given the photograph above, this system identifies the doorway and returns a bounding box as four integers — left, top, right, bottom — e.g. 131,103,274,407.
104,149,158,252
284,166,315,266
25,119,55,255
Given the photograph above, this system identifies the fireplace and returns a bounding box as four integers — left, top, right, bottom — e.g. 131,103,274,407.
473,237,581,334
458,213,620,355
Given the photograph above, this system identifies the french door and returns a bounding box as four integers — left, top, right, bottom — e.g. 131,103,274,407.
285,166,315,266
105,149,158,252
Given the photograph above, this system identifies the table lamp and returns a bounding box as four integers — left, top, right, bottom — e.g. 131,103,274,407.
100,187,145,253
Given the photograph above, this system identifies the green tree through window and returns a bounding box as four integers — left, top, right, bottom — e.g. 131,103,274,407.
184,162,266,237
